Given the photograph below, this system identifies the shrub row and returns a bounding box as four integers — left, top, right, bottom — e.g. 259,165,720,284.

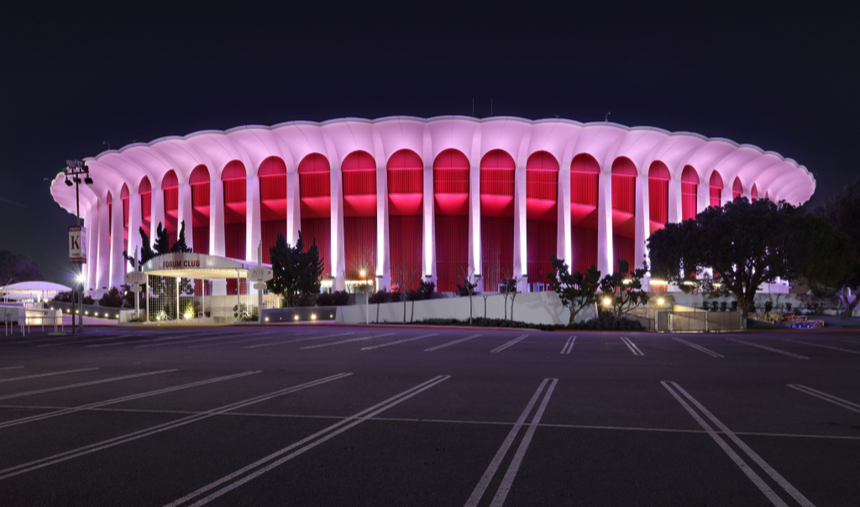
414,314,644,331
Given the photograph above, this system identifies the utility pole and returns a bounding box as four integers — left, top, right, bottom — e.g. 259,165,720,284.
64,160,93,333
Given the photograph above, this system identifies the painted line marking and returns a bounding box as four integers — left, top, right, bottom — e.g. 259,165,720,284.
425,334,482,352
136,331,270,348
164,375,450,507
464,378,556,507
0,366,24,371
361,333,438,351
300,333,395,350
244,332,355,349
664,381,815,507
0,368,99,383
88,331,231,348
788,384,860,415
189,331,316,349
0,372,350,481
728,339,809,360
787,339,860,355
0,369,177,401
490,335,528,353
672,337,724,358
560,336,576,354
0,370,258,429
620,336,644,356
0,332,137,346
38,333,143,348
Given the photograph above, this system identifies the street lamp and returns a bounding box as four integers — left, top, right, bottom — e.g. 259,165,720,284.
64,159,93,334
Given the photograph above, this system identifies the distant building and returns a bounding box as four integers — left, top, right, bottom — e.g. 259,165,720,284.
49,116,815,296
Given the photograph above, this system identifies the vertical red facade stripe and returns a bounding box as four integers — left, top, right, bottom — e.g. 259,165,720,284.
139,176,152,238
342,151,377,281
526,151,558,285
121,184,129,252
190,165,210,255
709,171,723,208
648,161,670,233
162,170,179,247
570,154,599,273
681,166,699,220
480,149,515,291
387,149,423,291
221,161,246,262
434,149,470,292
732,176,743,200
259,157,287,264
611,157,636,271
298,153,332,277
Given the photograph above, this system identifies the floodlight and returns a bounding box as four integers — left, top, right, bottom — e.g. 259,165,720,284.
603,297,612,306
657,297,665,305
65,178,73,187
84,176,93,184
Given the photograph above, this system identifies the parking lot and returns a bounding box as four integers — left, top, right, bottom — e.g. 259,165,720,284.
0,325,858,506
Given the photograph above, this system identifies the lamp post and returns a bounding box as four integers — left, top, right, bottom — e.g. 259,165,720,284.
360,269,367,324
64,159,93,334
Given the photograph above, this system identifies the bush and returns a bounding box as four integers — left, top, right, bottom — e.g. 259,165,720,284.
99,287,124,308
764,301,774,312
413,313,644,331
316,292,333,306
369,288,391,304
53,291,94,304
332,290,351,306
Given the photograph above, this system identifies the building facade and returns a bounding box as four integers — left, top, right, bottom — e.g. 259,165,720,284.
50,116,816,295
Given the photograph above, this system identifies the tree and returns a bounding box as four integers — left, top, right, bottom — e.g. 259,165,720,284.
170,221,192,253
0,250,43,284
814,178,860,319
545,256,601,324
648,197,851,319
500,276,518,320
456,265,478,324
598,259,649,319
98,287,124,308
392,261,419,323
267,231,325,307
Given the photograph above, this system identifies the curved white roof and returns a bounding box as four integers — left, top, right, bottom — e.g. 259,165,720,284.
1,281,71,293
50,116,815,214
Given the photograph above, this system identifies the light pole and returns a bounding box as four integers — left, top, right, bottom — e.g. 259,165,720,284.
360,269,367,324
64,159,93,334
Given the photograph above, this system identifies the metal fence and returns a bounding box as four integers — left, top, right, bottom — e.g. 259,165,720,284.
655,311,744,333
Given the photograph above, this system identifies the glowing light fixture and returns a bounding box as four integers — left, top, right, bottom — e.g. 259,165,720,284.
603,297,612,306
294,315,299,321
311,314,317,320
657,297,665,305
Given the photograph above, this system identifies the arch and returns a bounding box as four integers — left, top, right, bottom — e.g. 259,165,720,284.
709,171,724,207
259,157,287,264
526,151,559,285
342,150,377,282
221,161,247,279
480,149,515,291
298,153,331,278
162,169,179,247
189,165,211,254
120,183,130,252
681,165,699,220
433,148,470,292
570,153,599,273
732,176,743,200
139,176,152,238
648,161,670,234
611,157,636,272
387,149,423,291
751,183,759,200
106,191,113,244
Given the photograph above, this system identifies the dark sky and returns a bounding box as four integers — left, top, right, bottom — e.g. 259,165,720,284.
1,2,858,284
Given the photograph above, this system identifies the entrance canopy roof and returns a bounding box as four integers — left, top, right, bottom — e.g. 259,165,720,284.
0,281,71,299
142,253,260,279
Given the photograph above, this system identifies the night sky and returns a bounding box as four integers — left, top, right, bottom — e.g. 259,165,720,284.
1,2,857,284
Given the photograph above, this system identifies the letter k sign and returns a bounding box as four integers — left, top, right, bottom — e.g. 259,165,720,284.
71,235,80,250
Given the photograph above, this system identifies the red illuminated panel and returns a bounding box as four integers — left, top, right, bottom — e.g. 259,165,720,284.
190,165,210,254
434,149,470,291
259,157,287,264
648,161,670,233
343,151,377,280
481,150,515,290
388,149,423,290
298,153,331,275
526,151,559,284
222,161,246,261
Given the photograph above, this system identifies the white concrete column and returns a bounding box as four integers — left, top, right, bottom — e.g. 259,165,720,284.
634,174,650,271
177,181,193,251
127,192,142,261
150,181,164,248
331,162,346,291
85,206,98,291
559,167,571,267
246,173,261,263
211,176,225,257
423,164,435,281
697,179,710,214
721,184,732,207
743,188,751,201
667,177,682,224
513,164,527,292
96,198,111,291
596,171,613,275
109,197,124,289
377,159,390,289
469,163,481,290
286,170,300,246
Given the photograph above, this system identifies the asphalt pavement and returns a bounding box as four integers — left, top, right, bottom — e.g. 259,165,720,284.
0,324,858,506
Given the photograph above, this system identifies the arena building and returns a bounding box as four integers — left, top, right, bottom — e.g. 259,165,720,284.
50,116,815,296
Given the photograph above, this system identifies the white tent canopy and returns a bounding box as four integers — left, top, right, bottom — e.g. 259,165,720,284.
1,281,71,301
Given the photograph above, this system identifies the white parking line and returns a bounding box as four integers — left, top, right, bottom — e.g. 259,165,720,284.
244,332,355,349
464,378,556,507
672,337,724,358
663,381,815,507
88,331,232,348
787,339,860,355
0,370,258,429
38,334,143,348
0,369,177,401
300,333,395,350
728,339,809,360
620,336,644,356
165,375,450,507
490,335,528,353
0,368,99,383
560,336,575,354
0,372,351,481
361,333,438,351
136,331,275,348
425,334,482,352
0,366,23,371
788,384,860,415
189,331,316,349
